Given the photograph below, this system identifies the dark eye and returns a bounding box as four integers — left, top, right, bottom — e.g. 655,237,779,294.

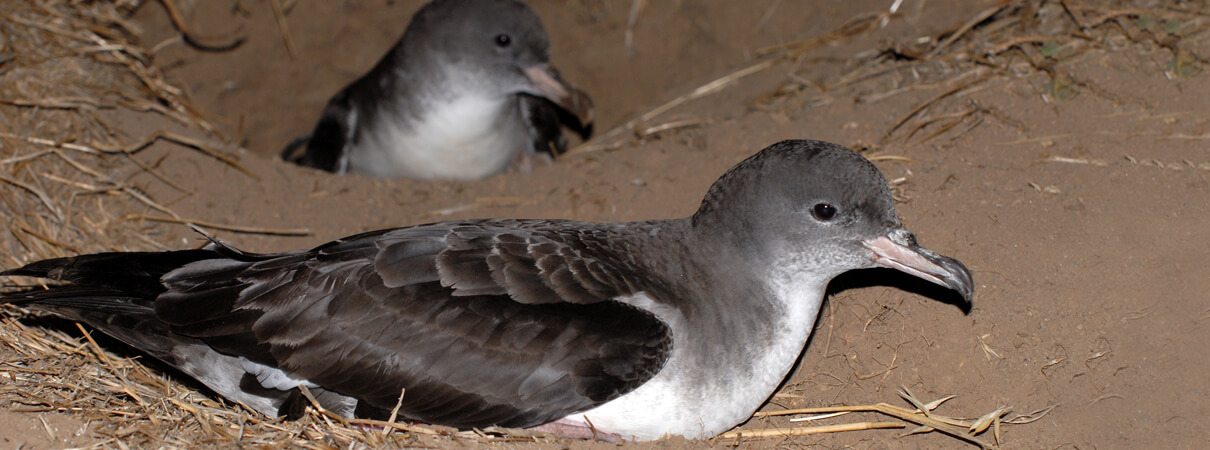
495,34,511,47
812,203,837,221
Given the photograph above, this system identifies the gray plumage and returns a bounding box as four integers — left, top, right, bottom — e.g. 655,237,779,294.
284,0,592,179
3,140,973,441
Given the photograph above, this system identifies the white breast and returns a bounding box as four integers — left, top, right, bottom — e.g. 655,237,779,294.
349,93,526,180
563,276,828,441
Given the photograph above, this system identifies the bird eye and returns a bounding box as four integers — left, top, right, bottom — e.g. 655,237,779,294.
494,34,511,47
812,203,837,221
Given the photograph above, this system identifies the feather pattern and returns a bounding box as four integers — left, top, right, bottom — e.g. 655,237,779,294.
3,220,673,429
282,0,592,180
2,140,975,440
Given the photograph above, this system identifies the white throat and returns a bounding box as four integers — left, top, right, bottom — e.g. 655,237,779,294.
561,266,830,441
349,90,526,180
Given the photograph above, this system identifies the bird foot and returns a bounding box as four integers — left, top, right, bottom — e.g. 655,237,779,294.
527,418,627,442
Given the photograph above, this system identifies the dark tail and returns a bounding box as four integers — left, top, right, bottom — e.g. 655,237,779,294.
0,249,318,418
1,250,225,354
4,249,218,298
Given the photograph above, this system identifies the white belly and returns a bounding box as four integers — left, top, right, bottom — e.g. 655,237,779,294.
350,94,525,180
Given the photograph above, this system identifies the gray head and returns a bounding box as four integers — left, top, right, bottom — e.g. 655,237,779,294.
402,0,592,124
692,140,973,302
407,0,550,67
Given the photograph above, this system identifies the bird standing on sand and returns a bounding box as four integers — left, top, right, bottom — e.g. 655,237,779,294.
4,140,972,441
283,0,593,180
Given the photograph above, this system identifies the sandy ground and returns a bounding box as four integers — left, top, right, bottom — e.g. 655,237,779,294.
3,0,1210,448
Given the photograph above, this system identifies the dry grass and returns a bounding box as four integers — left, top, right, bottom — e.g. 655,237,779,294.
0,1,451,447
845,1,1207,149
568,1,1207,160
0,2,602,446
728,388,1056,449
0,0,1197,447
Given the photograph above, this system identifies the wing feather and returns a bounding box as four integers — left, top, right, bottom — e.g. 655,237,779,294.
1,221,674,428
149,221,672,428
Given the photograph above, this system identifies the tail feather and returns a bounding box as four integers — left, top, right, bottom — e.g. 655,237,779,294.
2,285,195,385
1,250,359,419
3,250,218,297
